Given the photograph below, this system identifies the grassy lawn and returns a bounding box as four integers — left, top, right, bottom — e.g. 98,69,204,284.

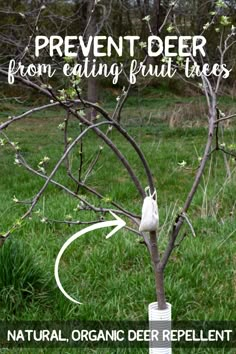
0,91,235,353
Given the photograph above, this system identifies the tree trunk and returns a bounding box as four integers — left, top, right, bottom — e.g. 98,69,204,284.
153,0,161,35
86,0,98,120
150,231,167,310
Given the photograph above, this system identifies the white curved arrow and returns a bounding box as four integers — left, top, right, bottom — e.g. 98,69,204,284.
54,211,126,305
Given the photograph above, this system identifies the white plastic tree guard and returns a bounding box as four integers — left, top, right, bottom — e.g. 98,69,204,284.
148,302,172,354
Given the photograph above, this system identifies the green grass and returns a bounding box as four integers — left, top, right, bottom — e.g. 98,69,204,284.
0,93,236,353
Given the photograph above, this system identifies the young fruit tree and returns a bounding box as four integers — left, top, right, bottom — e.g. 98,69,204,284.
0,0,235,319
